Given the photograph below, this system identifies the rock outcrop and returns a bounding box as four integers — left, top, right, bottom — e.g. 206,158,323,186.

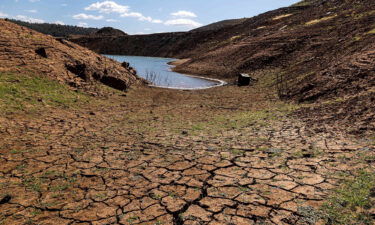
0,19,142,92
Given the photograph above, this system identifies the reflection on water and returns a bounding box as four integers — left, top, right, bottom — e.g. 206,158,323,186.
106,55,225,90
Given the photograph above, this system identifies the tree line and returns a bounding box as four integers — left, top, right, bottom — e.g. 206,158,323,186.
6,19,99,37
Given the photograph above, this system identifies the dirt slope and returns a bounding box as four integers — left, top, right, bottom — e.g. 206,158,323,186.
0,19,142,92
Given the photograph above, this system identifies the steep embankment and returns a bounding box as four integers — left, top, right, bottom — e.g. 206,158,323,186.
0,19,142,93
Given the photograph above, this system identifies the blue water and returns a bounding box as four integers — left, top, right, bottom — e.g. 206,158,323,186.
106,55,224,90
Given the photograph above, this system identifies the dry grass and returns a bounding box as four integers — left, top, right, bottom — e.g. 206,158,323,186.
229,35,242,42
305,15,337,26
272,14,293,21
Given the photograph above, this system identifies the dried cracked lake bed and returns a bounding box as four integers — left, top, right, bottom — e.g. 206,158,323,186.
0,85,374,225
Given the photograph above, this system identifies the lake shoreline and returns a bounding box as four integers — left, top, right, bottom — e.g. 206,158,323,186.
106,54,227,90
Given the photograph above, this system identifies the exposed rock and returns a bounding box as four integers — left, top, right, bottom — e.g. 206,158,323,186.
35,47,47,58
0,195,11,204
237,73,257,86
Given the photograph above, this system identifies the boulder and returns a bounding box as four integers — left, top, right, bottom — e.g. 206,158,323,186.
238,73,256,86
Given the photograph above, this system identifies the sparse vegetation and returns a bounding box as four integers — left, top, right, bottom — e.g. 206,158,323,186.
272,14,293,21
0,72,90,114
321,170,375,225
305,15,337,26
229,35,242,42
22,177,43,192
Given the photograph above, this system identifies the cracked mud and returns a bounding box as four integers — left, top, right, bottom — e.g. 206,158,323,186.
0,86,374,225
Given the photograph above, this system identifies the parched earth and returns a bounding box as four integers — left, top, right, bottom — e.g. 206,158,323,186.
0,84,374,225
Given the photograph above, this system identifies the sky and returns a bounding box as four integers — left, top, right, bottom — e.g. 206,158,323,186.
0,0,301,34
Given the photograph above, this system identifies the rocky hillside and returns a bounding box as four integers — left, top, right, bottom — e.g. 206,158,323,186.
71,0,375,133
0,19,142,93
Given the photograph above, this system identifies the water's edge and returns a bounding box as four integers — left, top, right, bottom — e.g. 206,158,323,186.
149,73,227,90
156,60,227,90
106,54,227,90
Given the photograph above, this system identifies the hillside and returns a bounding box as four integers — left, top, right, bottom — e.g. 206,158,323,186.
190,18,247,32
0,19,142,93
8,19,99,37
95,27,127,37
71,0,375,134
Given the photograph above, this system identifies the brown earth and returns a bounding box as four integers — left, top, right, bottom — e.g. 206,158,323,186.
0,1,375,224
0,19,142,93
1,80,374,225
71,0,375,134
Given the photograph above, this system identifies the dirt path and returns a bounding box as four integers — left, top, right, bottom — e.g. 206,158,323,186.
0,85,374,225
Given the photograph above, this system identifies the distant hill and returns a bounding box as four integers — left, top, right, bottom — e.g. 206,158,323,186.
190,18,247,32
95,27,127,36
7,19,99,37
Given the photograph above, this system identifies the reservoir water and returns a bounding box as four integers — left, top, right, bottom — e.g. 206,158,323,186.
106,55,225,90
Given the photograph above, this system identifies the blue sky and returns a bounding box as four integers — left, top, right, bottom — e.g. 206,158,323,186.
0,0,301,34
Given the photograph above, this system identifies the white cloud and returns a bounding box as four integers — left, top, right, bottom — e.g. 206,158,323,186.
151,19,163,24
29,0,40,2
171,10,197,18
77,22,88,27
25,9,38,13
121,12,162,23
14,15,44,23
121,12,142,18
73,13,103,20
164,19,202,28
106,19,118,22
54,21,65,25
0,12,8,18
85,1,161,24
61,3,67,7
85,1,129,14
